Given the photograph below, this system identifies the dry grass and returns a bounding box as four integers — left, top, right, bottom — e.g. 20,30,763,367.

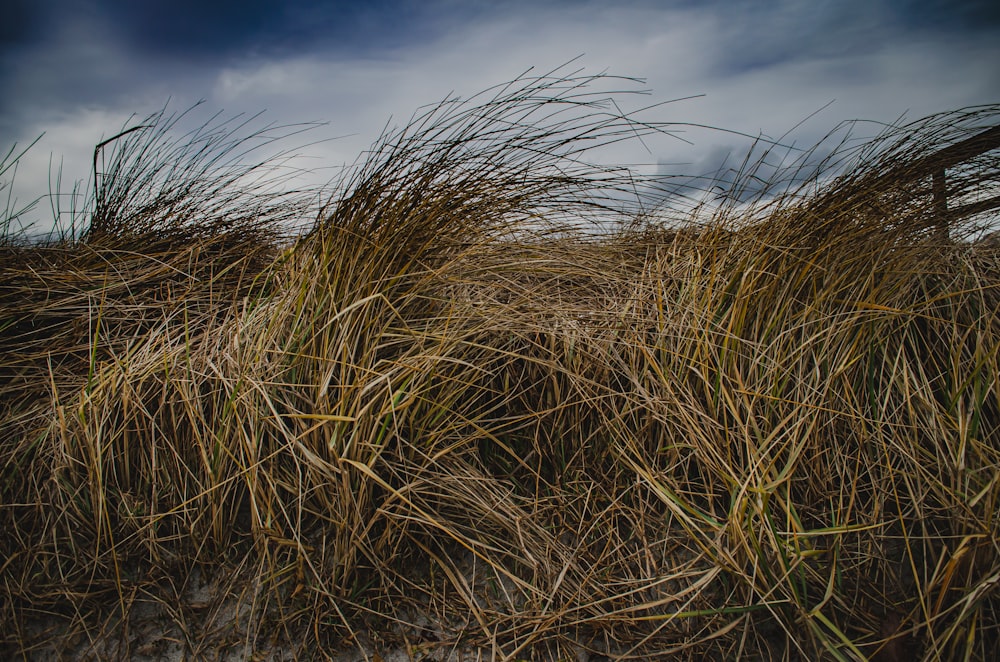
2,71,999,660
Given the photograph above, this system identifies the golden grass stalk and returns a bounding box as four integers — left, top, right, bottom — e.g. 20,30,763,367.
2,72,999,660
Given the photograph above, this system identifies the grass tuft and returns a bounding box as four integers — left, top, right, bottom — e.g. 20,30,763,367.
2,71,999,660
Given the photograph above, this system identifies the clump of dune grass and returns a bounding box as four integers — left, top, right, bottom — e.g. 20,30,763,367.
1,70,999,660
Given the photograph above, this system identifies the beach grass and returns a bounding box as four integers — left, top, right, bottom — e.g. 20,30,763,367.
2,71,999,660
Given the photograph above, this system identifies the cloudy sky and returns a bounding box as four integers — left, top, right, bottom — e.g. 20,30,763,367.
2,0,999,231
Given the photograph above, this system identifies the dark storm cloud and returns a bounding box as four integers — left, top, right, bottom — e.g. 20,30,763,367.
707,2,888,76
0,0,437,137
7,0,999,72
703,0,1000,78
0,0,45,53
0,0,562,132
2,0,457,70
893,0,1000,30
102,0,289,59
0,0,50,74
98,0,438,61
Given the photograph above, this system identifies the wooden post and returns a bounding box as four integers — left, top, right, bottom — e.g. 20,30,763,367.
874,125,1000,236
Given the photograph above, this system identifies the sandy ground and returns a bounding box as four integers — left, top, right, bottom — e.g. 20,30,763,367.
11,558,609,662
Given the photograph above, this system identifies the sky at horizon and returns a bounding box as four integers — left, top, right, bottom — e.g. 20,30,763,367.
2,0,999,233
